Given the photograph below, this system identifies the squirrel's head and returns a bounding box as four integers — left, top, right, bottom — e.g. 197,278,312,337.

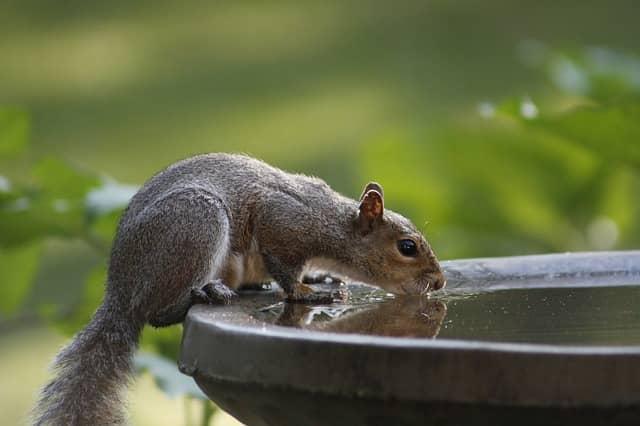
348,182,446,294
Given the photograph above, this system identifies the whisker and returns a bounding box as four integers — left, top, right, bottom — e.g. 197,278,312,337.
420,220,430,235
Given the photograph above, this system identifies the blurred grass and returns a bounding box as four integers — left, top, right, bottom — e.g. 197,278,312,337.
1,0,640,425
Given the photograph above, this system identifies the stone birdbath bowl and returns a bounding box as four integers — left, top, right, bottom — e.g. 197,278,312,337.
179,251,640,426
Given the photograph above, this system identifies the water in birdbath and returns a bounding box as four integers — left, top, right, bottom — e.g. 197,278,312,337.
250,282,640,345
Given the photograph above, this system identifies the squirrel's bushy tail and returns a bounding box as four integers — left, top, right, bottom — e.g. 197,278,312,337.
33,296,143,425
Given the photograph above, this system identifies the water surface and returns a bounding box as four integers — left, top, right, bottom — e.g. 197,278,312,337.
249,283,640,345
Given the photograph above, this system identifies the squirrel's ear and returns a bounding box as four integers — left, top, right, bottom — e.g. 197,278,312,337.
360,182,384,201
358,189,384,229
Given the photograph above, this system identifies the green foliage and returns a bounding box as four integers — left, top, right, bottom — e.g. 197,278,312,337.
362,102,640,259
361,126,592,257
519,42,640,101
32,158,101,200
0,117,137,321
0,158,101,247
359,47,640,258
527,103,640,168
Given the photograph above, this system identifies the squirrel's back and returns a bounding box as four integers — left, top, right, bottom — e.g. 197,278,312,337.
125,153,334,222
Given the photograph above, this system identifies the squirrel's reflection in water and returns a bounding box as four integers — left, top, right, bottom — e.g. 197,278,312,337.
276,296,448,339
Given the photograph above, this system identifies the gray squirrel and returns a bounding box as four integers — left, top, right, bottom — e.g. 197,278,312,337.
33,153,445,425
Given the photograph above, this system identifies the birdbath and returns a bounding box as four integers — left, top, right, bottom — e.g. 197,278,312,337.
179,251,640,426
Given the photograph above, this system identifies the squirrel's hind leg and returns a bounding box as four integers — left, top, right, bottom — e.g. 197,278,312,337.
122,187,234,328
149,280,236,327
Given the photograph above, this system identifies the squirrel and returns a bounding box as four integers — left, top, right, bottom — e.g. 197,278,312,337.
33,153,445,425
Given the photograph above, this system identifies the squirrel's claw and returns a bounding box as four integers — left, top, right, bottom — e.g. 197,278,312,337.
192,280,237,305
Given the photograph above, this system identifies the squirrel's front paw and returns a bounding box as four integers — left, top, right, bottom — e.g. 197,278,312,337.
285,283,343,304
192,280,237,305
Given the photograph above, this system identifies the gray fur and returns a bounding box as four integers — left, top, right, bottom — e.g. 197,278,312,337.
33,153,444,425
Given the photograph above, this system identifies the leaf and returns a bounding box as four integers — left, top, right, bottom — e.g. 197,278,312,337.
134,352,207,400
32,157,101,199
0,241,42,315
497,97,640,169
530,103,640,169
0,108,29,158
508,102,640,169
0,159,104,247
0,193,84,246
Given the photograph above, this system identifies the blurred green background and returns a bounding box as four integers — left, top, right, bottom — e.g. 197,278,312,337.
1,1,639,424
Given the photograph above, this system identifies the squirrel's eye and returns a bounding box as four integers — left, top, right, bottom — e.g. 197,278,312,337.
397,239,418,257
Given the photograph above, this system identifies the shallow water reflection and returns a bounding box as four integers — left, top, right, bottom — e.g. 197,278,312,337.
251,283,640,345
275,297,448,338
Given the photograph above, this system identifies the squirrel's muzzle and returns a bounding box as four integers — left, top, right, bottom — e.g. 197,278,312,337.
429,271,447,291
410,269,446,295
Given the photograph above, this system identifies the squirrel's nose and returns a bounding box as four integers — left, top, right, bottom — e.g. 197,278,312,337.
430,271,447,291
425,248,446,290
